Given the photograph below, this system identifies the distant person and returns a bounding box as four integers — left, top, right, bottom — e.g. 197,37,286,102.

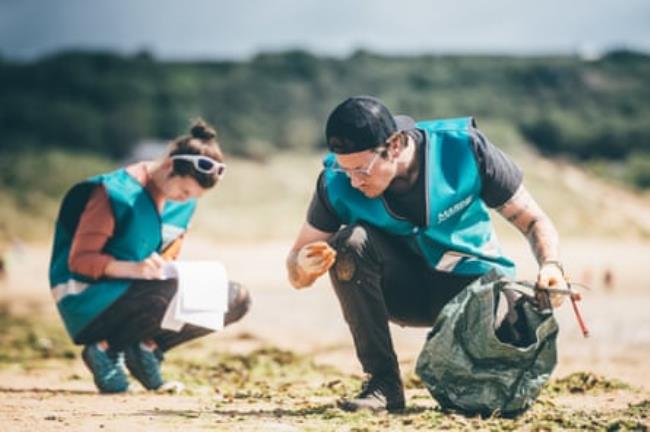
603,268,614,291
286,96,568,412
49,120,251,393
0,253,5,281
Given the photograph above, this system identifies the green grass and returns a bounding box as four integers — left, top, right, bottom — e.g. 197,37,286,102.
0,304,648,430
544,371,631,395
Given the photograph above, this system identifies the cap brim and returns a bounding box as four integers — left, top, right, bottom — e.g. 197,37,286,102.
394,115,416,131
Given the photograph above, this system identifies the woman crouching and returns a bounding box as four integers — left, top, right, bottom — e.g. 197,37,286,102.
48,119,251,393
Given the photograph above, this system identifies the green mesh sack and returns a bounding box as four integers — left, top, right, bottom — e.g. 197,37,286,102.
415,272,559,417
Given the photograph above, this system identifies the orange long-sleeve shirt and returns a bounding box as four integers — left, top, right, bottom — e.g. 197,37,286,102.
67,163,175,279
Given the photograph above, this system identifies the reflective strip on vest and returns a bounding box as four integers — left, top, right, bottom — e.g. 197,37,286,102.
434,234,503,272
51,279,90,302
481,234,501,258
435,251,474,272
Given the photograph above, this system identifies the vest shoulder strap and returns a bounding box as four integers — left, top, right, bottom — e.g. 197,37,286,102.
416,117,475,133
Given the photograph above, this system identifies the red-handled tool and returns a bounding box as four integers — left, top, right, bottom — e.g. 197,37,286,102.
568,283,589,337
517,281,590,338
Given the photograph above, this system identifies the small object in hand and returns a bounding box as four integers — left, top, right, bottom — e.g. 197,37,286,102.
161,238,183,261
297,242,337,275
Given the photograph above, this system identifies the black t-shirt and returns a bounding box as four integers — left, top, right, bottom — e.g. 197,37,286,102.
307,127,523,233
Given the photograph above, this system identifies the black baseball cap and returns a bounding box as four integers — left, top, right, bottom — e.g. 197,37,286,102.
325,96,415,154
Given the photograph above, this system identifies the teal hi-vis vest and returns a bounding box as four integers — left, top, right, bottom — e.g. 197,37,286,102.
48,168,197,339
322,117,516,277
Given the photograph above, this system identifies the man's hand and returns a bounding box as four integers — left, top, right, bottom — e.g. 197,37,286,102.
287,222,336,290
297,242,337,275
288,241,337,289
537,261,568,308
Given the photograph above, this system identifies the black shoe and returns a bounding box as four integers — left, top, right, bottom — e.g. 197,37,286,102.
337,374,405,413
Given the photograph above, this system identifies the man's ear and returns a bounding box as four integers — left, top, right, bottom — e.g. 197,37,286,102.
389,134,404,158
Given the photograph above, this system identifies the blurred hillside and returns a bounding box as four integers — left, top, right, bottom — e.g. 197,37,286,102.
1,49,649,188
1,50,649,247
1,122,648,247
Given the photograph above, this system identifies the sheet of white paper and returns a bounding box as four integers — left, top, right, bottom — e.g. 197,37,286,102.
178,261,229,311
160,260,229,332
160,293,184,331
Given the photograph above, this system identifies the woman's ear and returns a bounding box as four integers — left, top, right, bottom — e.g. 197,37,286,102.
162,158,174,176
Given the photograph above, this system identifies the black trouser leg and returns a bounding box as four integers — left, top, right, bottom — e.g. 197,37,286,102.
75,279,177,350
329,224,400,377
154,281,251,352
75,279,251,352
328,223,479,377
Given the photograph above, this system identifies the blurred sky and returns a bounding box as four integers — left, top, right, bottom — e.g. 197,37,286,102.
1,0,649,60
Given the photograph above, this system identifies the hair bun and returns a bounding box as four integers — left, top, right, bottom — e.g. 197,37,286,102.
190,119,217,141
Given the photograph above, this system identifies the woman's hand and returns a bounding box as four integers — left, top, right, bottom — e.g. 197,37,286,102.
104,252,167,280
136,252,167,279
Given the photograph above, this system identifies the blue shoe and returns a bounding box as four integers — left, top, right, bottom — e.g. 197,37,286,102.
81,344,129,393
124,343,165,390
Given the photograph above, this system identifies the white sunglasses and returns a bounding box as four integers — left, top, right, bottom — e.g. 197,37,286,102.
170,154,226,178
331,151,382,178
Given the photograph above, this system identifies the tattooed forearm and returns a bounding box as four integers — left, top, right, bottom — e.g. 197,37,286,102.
497,185,560,264
502,188,530,223
529,226,548,260
506,204,529,223
524,218,539,236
